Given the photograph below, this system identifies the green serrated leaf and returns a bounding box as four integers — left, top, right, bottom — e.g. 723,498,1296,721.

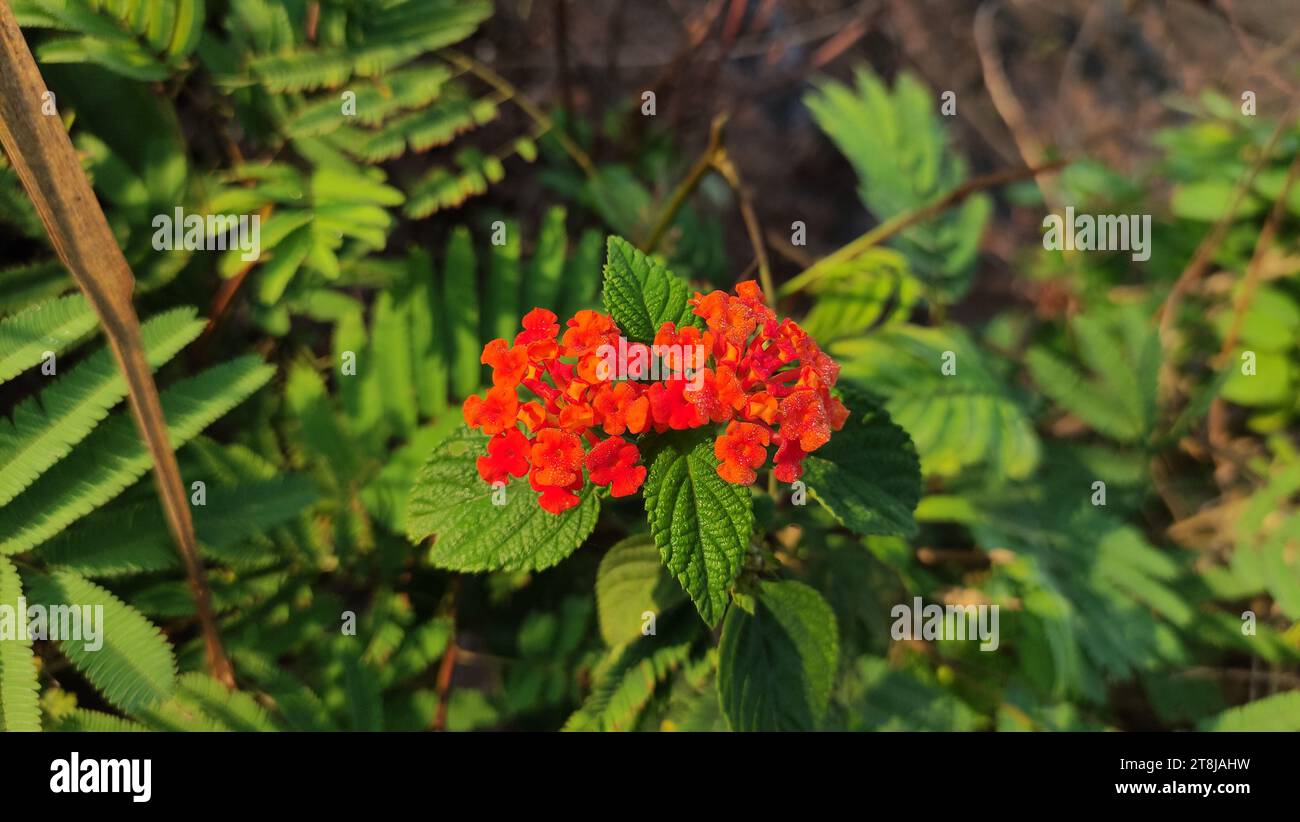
718,579,839,731
642,431,753,627
595,534,687,646
802,387,921,537
601,236,698,343
406,426,600,571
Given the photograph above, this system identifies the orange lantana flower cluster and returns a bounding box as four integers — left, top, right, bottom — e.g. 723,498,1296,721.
686,281,847,485
462,281,846,514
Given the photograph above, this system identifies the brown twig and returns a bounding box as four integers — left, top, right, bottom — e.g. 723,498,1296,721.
1216,152,1300,363
430,577,462,732
807,11,871,71
765,228,815,268
552,0,574,115
432,640,459,731
1155,96,1300,357
1216,0,1298,96
1201,152,1300,487
974,1,1061,210
711,148,775,304
444,49,598,180
305,1,320,43
0,3,233,687
641,113,728,254
196,203,273,356
779,158,1070,297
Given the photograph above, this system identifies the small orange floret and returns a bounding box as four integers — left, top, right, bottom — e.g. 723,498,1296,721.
586,436,647,497
592,381,649,436
462,385,519,435
481,338,529,387
772,434,807,483
518,401,548,432
476,428,531,484
562,310,618,357
530,428,585,487
648,379,704,430
529,471,583,514
715,421,771,485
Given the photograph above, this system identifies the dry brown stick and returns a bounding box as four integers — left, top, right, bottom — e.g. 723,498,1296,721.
0,3,234,687
1216,151,1300,363
710,149,775,303
779,158,1070,297
1155,96,1300,353
431,641,459,731
1202,152,1300,487
430,577,462,732
195,203,273,356
641,113,728,254
1216,0,1298,96
765,228,815,268
806,11,871,71
974,1,1061,210
444,49,598,180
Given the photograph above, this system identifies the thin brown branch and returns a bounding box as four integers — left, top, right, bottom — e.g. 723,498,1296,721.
779,158,1070,297
1155,95,1300,360
1216,152,1300,363
641,113,728,253
430,577,462,732
552,0,574,115
974,1,1061,209
443,49,597,180
0,3,233,687
196,203,273,356
711,148,775,304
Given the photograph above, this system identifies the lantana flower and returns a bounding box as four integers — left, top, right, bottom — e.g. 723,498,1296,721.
461,280,845,514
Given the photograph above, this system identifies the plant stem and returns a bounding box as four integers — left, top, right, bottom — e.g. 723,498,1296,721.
444,49,598,180
712,148,776,304
778,158,1070,298
1216,151,1300,363
642,113,728,254
0,3,234,687
1156,95,1299,350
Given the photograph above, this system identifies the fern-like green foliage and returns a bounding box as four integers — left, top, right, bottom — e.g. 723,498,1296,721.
1199,691,1300,731
0,308,204,508
25,570,177,713
199,0,508,216
0,293,96,384
0,556,42,731
1227,463,1300,620
806,69,991,302
0,355,273,555
835,656,984,731
833,325,1040,482
956,457,1200,703
12,0,205,81
207,160,404,310
405,142,538,219
0,292,273,728
1026,304,1161,445
799,248,918,345
564,634,696,731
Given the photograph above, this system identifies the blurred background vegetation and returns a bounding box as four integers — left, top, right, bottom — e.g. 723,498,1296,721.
2,0,1300,731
